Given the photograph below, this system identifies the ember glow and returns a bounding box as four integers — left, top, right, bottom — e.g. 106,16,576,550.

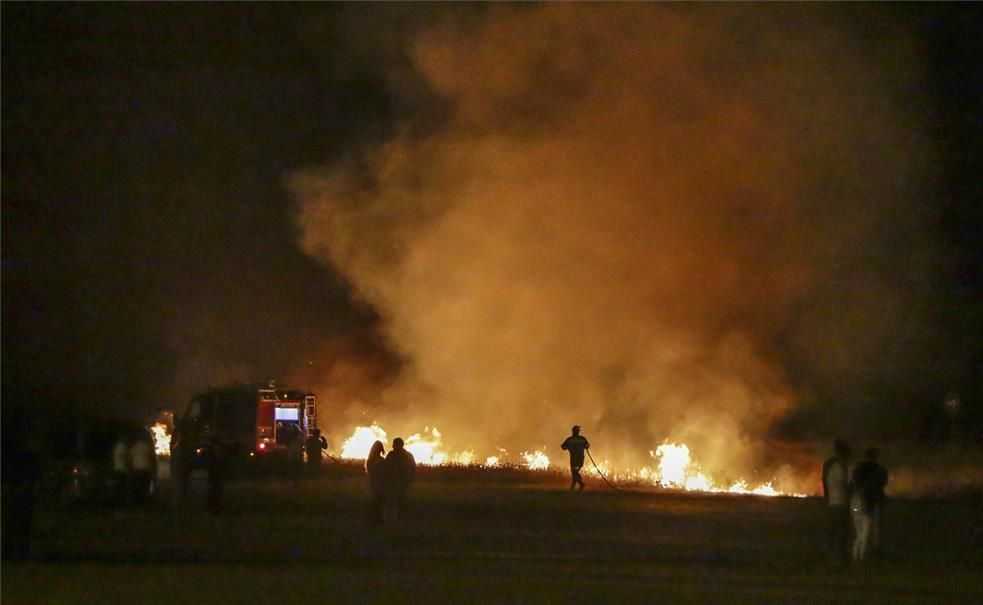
337,425,803,496
149,422,171,457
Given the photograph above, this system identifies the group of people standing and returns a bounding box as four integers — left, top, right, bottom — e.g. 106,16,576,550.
112,432,157,508
364,438,417,525
822,439,889,564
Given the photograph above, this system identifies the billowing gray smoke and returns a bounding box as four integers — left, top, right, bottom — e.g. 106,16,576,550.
290,5,935,484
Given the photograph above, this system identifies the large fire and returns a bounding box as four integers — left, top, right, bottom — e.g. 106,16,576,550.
648,442,783,496
336,424,804,496
339,424,388,459
339,424,475,465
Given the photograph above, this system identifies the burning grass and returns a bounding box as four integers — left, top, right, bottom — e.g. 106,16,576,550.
336,423,809,496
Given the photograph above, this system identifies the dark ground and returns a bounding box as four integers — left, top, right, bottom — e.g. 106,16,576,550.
3,463,982,605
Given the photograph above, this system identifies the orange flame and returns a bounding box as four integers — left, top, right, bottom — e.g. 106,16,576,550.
340,424,474,465
521,450,551,470
149,422,171,457
340,424,387,459
336,425,804,496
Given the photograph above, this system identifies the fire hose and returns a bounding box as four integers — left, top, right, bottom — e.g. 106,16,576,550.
586,449,623,491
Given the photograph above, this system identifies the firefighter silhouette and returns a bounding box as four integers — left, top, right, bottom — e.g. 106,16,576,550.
561,425,590,490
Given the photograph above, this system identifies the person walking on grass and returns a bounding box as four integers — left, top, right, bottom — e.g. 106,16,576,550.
561,425,590,491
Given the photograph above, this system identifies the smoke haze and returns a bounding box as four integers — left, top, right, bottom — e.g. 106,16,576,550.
290,5,936,481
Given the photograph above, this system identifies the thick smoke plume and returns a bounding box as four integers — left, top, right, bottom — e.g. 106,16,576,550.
290,5,934,483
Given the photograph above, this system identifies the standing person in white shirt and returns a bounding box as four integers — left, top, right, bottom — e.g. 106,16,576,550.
822,439,852,565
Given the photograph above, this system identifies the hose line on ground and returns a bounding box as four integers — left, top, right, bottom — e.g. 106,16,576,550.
586,449,623,491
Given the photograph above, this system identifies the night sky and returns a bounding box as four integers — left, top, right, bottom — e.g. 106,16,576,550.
4,4,393,420
3,4,982,455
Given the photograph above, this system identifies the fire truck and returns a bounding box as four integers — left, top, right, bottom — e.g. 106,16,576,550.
171,382,317,479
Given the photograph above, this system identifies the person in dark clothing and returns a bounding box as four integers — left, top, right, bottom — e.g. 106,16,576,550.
561,425,590,490
822,439,852,564
205,437,227,515
852,447,888,557
305,428,328,476
365,440,386,525
285,425,304,487
382,437,416,523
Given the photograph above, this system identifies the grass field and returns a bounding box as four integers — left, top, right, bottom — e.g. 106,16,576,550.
3,463,982,604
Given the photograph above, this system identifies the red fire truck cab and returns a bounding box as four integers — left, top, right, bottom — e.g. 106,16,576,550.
172,382,317,477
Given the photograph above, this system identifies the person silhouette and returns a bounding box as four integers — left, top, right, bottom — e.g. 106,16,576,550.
822,439,852,564
305,428,328,477
561,425,590,490
851,447,888,559
382,437,416,523
365,440,386,525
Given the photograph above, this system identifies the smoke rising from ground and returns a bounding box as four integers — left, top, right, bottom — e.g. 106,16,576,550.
290,5,935,481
